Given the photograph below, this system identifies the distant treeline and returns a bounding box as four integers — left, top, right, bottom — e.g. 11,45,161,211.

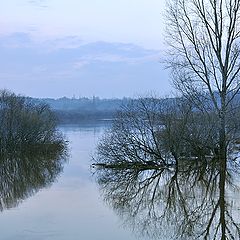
31,97,131,123
31,94,238,123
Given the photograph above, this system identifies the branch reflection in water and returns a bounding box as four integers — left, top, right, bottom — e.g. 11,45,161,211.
93,98,240,240
94,158,240,239
0,145,67,211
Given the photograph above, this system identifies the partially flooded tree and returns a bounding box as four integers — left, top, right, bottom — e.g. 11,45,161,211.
93,96,240,239
94,97,221,169
0,90,65,151
0,90,68,210
166,0,240,162
95,98,169,168
93,2,240,237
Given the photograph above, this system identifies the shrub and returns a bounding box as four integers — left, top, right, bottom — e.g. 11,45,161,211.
0,90,65,151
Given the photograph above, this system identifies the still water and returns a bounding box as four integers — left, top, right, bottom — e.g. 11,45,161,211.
1,122,240,240
0,122,140,240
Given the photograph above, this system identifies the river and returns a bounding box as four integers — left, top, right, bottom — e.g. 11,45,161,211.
1,122,240,240
0,122,140,240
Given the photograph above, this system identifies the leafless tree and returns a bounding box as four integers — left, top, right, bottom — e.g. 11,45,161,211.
165,0,240,162
94,97,221,169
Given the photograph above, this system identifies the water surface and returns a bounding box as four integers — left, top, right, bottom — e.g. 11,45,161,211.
0,122,139,240
2,122,240,240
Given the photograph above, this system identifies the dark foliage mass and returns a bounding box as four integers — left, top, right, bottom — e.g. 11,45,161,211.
0,90,68,211
0,90,66,152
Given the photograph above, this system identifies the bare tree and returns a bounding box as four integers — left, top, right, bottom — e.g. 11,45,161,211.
165,0,240,162
93,95,240,239
94,97,221,169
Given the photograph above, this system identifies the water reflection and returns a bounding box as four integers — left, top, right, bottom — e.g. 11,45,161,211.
94,158,240,240
0,146,67,211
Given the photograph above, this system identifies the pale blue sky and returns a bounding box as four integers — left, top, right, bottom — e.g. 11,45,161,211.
0,0,172,98
0,0,166,49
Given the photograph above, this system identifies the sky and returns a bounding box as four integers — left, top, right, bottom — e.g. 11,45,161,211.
0,0,172,99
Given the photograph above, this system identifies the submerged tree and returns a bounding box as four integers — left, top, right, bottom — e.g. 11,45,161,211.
93,97,240,239
95,97,223,169
165,0,240,162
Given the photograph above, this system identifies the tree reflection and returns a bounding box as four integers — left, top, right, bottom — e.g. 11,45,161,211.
94,157,240,240
0,145,67,211
93,97,240,239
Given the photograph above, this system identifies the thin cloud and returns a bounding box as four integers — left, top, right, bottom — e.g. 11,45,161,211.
27,0,49,9
74,53,161,66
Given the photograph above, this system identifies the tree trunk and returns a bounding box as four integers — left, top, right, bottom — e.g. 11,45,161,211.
219,91,227,164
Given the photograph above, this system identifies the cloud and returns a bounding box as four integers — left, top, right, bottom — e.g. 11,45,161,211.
27,0,49,9
73,53,161,67
43,36,85,50
73,61,89,69
0,32,33,48
0,32,170,98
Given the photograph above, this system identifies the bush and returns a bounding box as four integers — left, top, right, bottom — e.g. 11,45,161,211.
0,90,65,151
